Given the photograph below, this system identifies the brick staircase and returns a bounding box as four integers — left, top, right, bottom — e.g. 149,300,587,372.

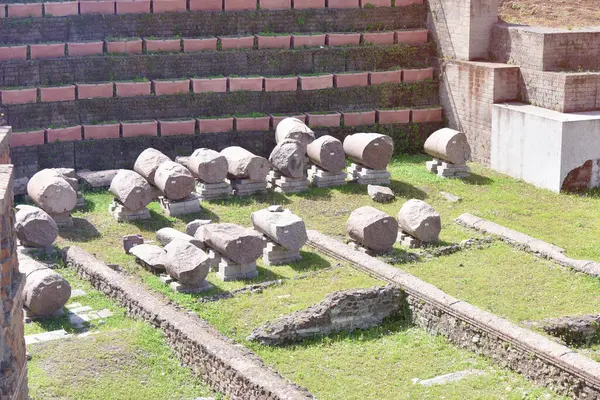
0,1,444,177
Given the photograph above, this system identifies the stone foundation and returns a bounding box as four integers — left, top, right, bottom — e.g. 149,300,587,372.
159,193,202,216
262,242,301,266
228,178,268,197
217,256,259,282
426,158,470,178
109,199,151,222
195,181,231,201
307,165,346,188
266,171,310,194
347,163,390,185
170,279,214,294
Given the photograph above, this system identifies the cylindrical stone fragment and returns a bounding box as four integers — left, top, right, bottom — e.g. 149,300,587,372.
133,148,171,185
397,199,441,243
156,227,204,248
109,170,154,211
269,139,306,178
27,170,78,214
153,161,195,201
275,117,315,148
423,128,471,165
346,206,397,252
185,219,212,237
202,223,265,265
220,146,270,181
186,148,229,184
20,254,71,316
343,133,394,170
306,135,346,172
14,205,58,248
164,239,210,286
251,207,307,251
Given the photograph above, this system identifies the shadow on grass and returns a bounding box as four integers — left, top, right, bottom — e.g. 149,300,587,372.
289,250,332,273
131,209,175,230
269,315,413,349
26,311,81,334
169,207,221,224
460,173,494,186
78,197,97,213
390,179,427,199
293,187,333,200
59,218,102,242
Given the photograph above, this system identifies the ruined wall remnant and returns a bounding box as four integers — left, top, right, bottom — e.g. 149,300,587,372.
248,285,405,346
0,126,28,399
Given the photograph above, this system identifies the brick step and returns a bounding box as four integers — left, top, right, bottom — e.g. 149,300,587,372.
0,43,435,87
9,107,443,146
0,68,434,105
3,81,439,130
0,29,429,62
2,0,424,13
0,7,425,45
9,120,444,178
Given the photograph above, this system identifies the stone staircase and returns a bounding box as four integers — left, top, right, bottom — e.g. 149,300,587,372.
0,1,444,177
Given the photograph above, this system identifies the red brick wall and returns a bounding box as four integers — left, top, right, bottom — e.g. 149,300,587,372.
0,126,28,400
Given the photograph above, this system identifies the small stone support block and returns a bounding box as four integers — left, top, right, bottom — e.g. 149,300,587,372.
347,163,390,185
109,199,151,222
195,181,231,200
159,193,202,216
49,212,74,228
217,256,258,281
397,231,422,249
262,241,302,266
307,165,347,188
207,248,221,272
228,178,268,196
266,170,310,194
426,158,470,178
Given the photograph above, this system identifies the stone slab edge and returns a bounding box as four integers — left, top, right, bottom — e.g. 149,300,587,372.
455,213,600,277
306,230,600,397
61,246,313,400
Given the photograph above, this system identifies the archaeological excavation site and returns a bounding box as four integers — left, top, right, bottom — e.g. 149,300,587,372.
2,0,600,398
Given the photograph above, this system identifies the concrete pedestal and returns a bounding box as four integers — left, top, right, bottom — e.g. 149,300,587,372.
266,170,310,194
307,165,347,188
262,241,302,266
170,279,213,294
109,199,151,222
195,181,231,200
228,178,268,196
159,193,202,216
426,158,471,178
50,212,74,228
347,163,391,185
217,256,258,281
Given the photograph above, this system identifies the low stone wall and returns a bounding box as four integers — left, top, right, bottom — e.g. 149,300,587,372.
0,44,434,88
0,127,28,399
9,122,444,178
490,23,600,72
248,285,405,345
539,315,600,347
4,82,439,131
306,230,600,398
0,7,425,45
62,246,314,400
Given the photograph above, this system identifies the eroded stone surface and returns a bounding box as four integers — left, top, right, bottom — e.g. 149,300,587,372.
220,146,269,181
15,205,58,248
154,161,195,201
186,148,229,184
109,170,153,212
164,239,210,287
130,244,167,273
397,199,441,243
275,117,315,148
251,207,307,251
269,139,306,179
19,253,71,316
133,148,171,185
306,135,346,172
346,206,397,252
248,285,404,345
423,128,471,165
28,169,78,214
343,133,394,170
367,185,395,203
202,223,265,265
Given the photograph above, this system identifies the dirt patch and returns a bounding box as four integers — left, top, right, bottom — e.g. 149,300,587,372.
499,0,600,28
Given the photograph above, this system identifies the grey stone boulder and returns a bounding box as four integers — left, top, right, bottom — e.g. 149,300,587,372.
346,206,397,252
154,161,195,201
397,199,441,243
367,185,395,203
185,219,212,236
109,170,154,211
251,207,307,251
424,128,471,165
306,135,346,172
122,234,144,254
19,253,71,316
275,117,315,148
27,169,78,214
269,139,306,179
220,146,270,181
164,239,210,286
130,244,167,272
133,148,171,185
202,223,265,265
186,148,228,184
77,169,119,189
14,205,58,248
156,227,204,248
343,133,394,170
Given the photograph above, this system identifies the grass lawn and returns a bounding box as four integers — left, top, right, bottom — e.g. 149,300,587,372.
26,267,215,400
25,154,600,398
